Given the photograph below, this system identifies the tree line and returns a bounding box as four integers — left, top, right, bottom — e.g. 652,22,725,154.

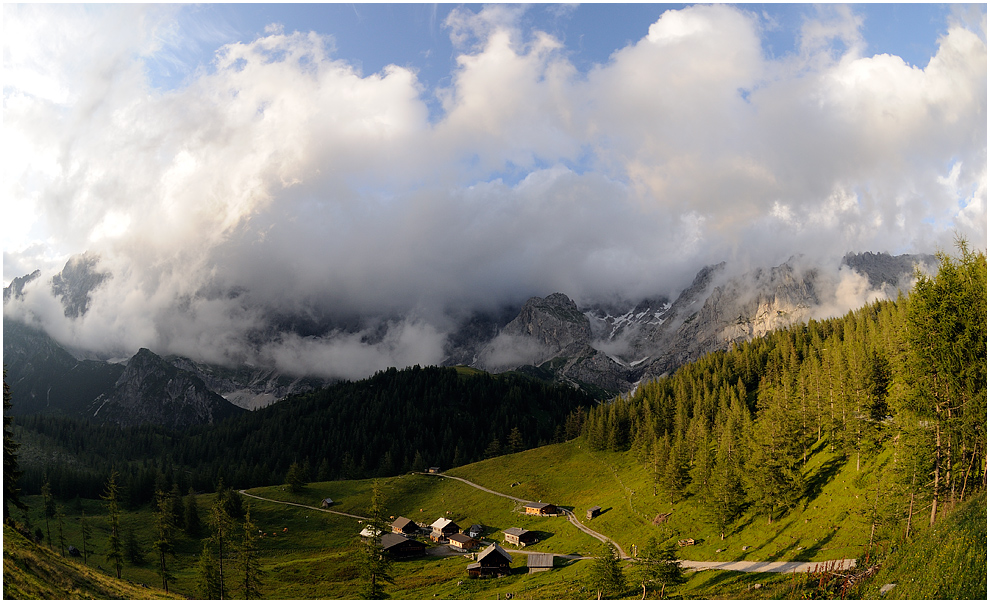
11,365,593,507
581,243,986,550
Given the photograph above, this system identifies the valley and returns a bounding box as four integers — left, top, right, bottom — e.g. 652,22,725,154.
3,247,985,599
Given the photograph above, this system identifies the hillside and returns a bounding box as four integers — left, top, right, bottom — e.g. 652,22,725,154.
2,524,179,599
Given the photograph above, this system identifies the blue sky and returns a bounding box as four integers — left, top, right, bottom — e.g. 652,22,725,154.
147,4,953,101
2,3,987,376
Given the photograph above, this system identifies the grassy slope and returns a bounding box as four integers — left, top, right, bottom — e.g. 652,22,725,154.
2,523,179,599
6,438,983,599
448,437,879,563
856,491,987,600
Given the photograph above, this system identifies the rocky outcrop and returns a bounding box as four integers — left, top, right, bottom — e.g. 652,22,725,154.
165,356,327,410
2,317,123,416
2,270,41,304
50,253,110,318
90,348,245,428
476,293,637,394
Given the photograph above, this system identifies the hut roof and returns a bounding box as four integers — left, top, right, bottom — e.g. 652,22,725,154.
477,543,512,564
431,517,457,530
527,553,554,569
504,527,529,537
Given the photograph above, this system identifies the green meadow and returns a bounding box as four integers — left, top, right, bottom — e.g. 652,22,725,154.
11,432,984,599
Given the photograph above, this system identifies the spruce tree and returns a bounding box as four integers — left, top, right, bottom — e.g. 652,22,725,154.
636,536,684,598
361,480,394,599
197,540,221,599
589,541,626,599
3,368,27,522
80,510,92,565
103,471,124,579
153,488,176,593
240,506,263,599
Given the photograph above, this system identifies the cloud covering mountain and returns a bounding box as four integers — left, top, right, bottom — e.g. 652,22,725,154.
3,4,986,380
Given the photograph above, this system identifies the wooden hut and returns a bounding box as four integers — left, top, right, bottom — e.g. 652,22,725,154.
527,553,554,574
430,517,461,542
503,527,538,547
447,532,479,552
467,543,512,578
381,534,426,558
524,502,559,516
586,506,602,520
391,516,419,535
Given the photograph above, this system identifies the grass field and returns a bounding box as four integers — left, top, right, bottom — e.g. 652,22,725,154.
4,436,984,599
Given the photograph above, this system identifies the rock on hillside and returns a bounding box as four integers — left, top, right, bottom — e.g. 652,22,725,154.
90,348,245,428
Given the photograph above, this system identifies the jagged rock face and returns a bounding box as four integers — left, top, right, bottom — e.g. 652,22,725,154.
91,348,245,428
2,317,123,416
478,293,593,370
2,270,41,304
50,253,110,318
474,293,637,393
842,251,935,291
641,261,818,378
166,356,327,410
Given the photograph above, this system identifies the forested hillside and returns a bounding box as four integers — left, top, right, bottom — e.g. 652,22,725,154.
581,244,986,549
13,366,592,505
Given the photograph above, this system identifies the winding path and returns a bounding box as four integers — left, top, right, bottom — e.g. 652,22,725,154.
416,473,857,572
239,489,369,520
241,480,856,574
418,472,631,558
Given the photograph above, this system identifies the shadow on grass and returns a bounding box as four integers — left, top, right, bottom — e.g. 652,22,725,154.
804,455,845,502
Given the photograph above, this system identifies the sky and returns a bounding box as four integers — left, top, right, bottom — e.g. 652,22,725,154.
2,3,987,378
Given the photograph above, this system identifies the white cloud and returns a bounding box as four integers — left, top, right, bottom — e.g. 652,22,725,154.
2,4,985,378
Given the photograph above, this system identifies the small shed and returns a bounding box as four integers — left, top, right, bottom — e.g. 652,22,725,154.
447,532,479,552
524,502,559,516
527,553,554,574
430,517,461,542
467,543,513,578
586,506,602,520
503,527,539,547
321,498,334,508
468,524,484,538
391,516,418,535
678,538,696,547
381,533,426,558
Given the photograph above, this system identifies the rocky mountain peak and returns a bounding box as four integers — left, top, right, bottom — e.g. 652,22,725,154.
92,347,244,429
50,253,109,318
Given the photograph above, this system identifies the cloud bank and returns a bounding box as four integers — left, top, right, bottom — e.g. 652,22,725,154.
3,4,986,378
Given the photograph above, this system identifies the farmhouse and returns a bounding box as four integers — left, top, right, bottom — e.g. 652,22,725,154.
524,502,559,516
428,466,441,474
381,534,426,558
527,553,554,573
447,532,479,552
503,527,538,547
391,516,419,535
467,543,513,578
430,517,461,542
586,506,601,520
